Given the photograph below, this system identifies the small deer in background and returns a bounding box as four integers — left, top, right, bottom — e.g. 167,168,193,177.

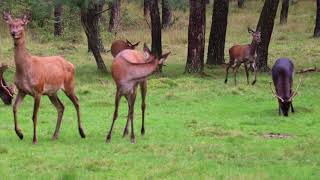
111,39,140,57
270,58,301,116
106,43,170,144
225,27,261,85
0,64,15,105
3,11,85,144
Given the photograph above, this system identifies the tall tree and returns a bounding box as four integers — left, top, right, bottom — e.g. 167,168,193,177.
108,0,121,33
255,0,279,72
207,0,229,65
162,0,172,28
238,0,245,8
185,0,206,73
280,0,289,25
54,0,62,36
80,0,107,72
314,0,320,37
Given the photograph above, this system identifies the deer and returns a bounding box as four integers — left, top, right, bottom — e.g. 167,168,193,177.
106,43,170,144
3,11,86,144
270,58,301,116
111,39,140,57
225,27,261,85
0,64,15,105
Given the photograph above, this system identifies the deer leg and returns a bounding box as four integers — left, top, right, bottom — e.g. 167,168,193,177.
252,63,257,85
244,63,249,85
106,90,121,143
128,91,137,144
233,63,241,86
66,92,86,138
122,95,130,138
49,94,65,140
32,95,41,144
225,60,234,84
291,103,295,113
140,81,147,136
13,91,26,140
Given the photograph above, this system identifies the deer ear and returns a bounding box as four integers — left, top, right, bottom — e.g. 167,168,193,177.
3,11,12,24
133,41,140,48
126,39,133,46
159,51,171,64
247,27,255,34
21,14,30,25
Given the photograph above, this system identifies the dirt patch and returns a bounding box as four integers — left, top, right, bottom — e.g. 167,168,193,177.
263,133,291,139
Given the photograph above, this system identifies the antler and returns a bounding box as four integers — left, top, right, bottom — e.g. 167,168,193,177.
269,82,285,102
289,77,302,101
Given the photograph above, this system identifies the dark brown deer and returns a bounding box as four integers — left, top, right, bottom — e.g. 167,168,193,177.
270,58,301,116
106,43,170,144
225,27,261,85
3,11,85,144
111,39,140,57
0,64,15,105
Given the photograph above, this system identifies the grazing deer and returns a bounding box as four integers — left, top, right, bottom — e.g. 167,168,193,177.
106,43,170,144
0,64,15,105
225,27,261,85
270,58,301,116
3,11,85,144
111,39,140,57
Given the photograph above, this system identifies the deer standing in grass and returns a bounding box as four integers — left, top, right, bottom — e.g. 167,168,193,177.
225,27,261,85
3,11,85,144
106,43,170,144
111,39,140,57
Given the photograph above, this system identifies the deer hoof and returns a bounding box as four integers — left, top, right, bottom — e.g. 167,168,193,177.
252,80,256,85
122,129,129,138
131,138,136,144
15,129,24,140
106,135,111,143
224,79,228,84
79,128,86,138
141,129,145,136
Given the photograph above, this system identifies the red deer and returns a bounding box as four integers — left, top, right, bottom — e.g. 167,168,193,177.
0,64,15,105
3,11,85,144
111,39,140,57
270,58,301,116
225,27,261,85
106,43,170,144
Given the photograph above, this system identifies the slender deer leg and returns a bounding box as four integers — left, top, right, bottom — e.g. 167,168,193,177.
233,63,241,86
244,63,249,85
123,96,130,137
128,91,137,144
66,92,85,138
49,94,65,140
278,103,282,116
106,90,121,143
13,91,26,140
225,59,234,84
291,103,295,113
140,81,147,136
32,95,41,144
252,62,257,85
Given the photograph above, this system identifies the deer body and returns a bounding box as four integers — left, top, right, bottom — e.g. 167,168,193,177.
111,39,140,57
106,44,170,144
3,11,85,144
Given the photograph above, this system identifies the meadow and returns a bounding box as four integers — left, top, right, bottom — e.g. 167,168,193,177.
0,1,320,179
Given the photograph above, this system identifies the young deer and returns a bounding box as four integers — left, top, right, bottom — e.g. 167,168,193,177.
111,39,140,57
106,43,170,144
225,27,261,85
3,11,85,144
0,64,15,105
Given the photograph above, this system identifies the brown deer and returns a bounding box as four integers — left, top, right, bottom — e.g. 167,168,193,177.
0,64,15,105
3,11,85,144
106,43,170,144
225,27,261,85
111,39,140,57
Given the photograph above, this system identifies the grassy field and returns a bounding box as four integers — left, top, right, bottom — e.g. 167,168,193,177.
0,1,320,179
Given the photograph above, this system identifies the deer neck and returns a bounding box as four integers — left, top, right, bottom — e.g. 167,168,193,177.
249,41,258,56
130,60,159,80
13,34,31,73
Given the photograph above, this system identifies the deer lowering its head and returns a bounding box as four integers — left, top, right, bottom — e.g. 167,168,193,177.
0,64,15,105
3,11,85,144
110,39,140,57
225,27,261,85
106,43,170,144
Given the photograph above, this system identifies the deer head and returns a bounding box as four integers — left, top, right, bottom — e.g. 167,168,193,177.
248,27,261,44
143,43,171,66
126,39,140,50
0,64,15,105
2,11,30,40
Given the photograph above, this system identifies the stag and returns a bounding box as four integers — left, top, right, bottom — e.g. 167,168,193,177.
0,64,14,105
106,43,170,144
225,27,261,85
3,11,85,144
111,39,140,57
270,58,301,116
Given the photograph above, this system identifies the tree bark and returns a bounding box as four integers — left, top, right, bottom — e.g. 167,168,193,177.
207,0,229,65
280,0,289,25
185,0,206,73
108,0,121,33
255,0,279,72
80,0,107,72
144,0,150,17
314,0,320,37
54,0,62,36
149,0,163,72
238,0,245,8
162,0,172,28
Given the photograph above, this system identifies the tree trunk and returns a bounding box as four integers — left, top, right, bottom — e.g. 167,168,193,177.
144,0,150,17
314,0,320,37
80,1,107,72
238,0,245,8
162,0,172,28
185,0,206,73
280,0,289,25
255,0,279,72
149,0,163,72
207,0,229,65
54,0,62,36
108,0,121,33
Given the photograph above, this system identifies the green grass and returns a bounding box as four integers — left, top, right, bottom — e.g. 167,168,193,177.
0,1,320,179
